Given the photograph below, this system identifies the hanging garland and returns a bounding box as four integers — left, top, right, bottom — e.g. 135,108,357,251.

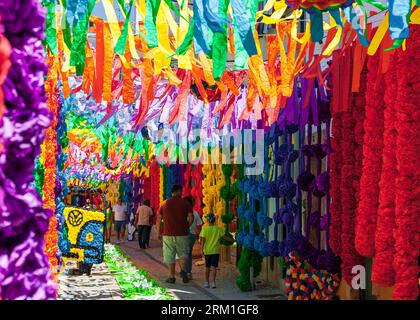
329,113,343,256
34,156,45,197
162,164,171,200
174,163,184,186
167,165,173,198
104,180,120,205
243,176,259,251
355,52,385,258
215,164,225,225
282,79,342,300
202,164,212,214
123,174,136,241
236,165,263,292
143,172,151,205
158,166,164,208
182,163,192,197
0,0,56,299
255,134,273,257
42,55,59,280
132,177,142,215
236,169,248,248
329,44,365,284
55,91,69,264
0,16,10,302
267,125,283,257
392,28,419,300
202,164,221,222
236,246,264,292
190,164,203,215
220,165,235,245
371,52,397,287
149,158,161,213
277,123,300,257
339,110,364,284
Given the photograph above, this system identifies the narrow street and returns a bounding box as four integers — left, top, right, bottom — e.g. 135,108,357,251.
58,262,123,300
58,240,285,300
118,239,285,301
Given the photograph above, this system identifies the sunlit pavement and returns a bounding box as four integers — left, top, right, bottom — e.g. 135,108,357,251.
118,239,285,301
57,240,286,300
58,262,123,300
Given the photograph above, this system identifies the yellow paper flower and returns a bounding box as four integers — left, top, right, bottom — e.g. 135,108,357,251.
85,232,94,242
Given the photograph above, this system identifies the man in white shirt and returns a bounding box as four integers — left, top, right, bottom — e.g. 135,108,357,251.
112,198,127,244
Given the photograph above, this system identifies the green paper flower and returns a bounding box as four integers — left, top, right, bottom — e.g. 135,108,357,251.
104,244,172,300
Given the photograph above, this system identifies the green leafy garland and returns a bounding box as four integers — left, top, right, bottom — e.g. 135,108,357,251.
235,164,263,291
236,247,263,291
34,156,45,196
220,164,235,246
104,244,172,300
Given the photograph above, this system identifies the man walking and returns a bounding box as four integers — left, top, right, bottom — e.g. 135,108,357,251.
113,198,127,244
156,185,193,284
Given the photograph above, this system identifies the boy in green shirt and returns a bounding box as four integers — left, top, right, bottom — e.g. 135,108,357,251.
199,212,234,288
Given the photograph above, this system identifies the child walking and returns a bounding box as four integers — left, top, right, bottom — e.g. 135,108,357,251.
199,212,234,288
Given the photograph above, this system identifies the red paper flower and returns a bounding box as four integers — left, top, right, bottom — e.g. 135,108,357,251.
372,51,398,287
191,164,203,215
392,26,420,300
182,163,192,197
149,159,161,214
329,113,342,256
329,46,365,283
356,53,385,257
339,109,364,283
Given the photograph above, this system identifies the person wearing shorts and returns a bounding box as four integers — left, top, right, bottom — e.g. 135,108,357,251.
199,212,234,288
112,198,127,244
156,185,193,284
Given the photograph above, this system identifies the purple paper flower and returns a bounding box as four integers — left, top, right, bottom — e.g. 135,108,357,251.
311,172,329,197
0,0,56,299
297,171,315,191
268,240,280,257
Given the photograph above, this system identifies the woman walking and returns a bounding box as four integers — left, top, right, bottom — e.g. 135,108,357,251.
135,199,153,249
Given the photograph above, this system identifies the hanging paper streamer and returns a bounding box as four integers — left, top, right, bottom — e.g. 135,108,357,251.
69,0,96,75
